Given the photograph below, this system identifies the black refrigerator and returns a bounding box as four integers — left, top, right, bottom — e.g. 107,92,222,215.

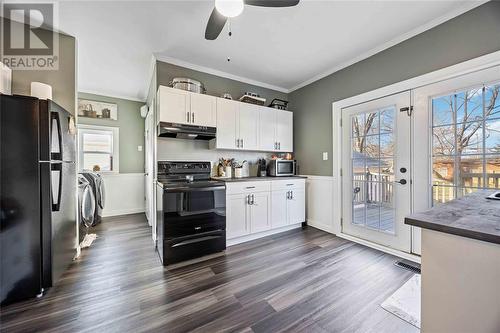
0,94,76,305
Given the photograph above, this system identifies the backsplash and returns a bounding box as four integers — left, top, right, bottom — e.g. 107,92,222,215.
157,138,273,177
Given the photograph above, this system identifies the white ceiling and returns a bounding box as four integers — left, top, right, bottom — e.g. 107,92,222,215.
58,1,482,101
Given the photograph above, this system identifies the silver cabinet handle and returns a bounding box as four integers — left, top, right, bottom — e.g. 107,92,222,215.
245,186,255,189
186,111,190,123
286,191,290,199
278,142,281,150
236,139,240,148
251,194,255,205
247,194,251,205
290,190,293,200
274,142,277,150
191,112,195,123
241,139,243,148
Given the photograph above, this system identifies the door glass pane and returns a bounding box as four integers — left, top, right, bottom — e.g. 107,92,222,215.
433,95,454,126
485,118,500,153
485,84,500,119
432,156,454,186
433,125,455,155
350,107,395,235
458,155,483,187
485,155,500,188
456,89,483,123
431,84,500,205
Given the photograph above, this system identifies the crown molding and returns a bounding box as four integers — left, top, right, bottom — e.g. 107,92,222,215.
288,0,488,92
78,89,146,103
154,53,290,94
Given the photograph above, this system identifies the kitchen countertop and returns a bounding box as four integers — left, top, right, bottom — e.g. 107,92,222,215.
405,190,500,245
212,176,307,182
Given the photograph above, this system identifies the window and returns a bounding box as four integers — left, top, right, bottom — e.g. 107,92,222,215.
431,82,500,205
78,125,119,173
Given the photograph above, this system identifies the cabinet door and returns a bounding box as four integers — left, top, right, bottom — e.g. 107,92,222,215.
226,194,250,239
216,98,238,149
288,189,305,225
158,86,190,125
191,93,216,127
238,103,259,150
250,192,271,233
275,110,293,152
259,107,276,151
271,190,288,228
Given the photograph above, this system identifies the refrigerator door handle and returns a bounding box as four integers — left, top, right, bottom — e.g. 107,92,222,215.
50,111,63,161
51,162,63,211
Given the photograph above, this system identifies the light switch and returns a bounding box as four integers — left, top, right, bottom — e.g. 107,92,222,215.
322,152,328,161
138,145,143,152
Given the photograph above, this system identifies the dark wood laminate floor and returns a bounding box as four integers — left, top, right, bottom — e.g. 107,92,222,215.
0,214,419,333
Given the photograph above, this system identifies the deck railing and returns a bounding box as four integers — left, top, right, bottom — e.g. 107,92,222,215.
353,172,393,204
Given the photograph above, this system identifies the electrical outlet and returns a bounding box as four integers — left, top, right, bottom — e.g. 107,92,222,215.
323,152,328,161
138,145,143,152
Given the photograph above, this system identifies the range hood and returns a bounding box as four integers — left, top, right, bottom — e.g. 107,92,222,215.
158,122,216,140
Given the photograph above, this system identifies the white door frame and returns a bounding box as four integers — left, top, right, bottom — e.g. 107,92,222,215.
332,50,500,262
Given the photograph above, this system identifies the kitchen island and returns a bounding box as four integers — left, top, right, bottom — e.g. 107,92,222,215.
405,190,500,333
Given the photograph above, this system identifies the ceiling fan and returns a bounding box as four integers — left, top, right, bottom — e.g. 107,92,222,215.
205,0,300,40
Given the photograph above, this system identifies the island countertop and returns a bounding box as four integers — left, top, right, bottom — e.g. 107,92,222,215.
405,190,500,245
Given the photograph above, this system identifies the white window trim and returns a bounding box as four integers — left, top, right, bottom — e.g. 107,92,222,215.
77,124,120,174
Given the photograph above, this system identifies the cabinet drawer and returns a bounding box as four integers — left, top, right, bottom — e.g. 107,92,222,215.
226,181,271,195
271,179,305,191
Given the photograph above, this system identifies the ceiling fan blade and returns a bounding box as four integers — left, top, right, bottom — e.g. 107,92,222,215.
244,0,299,7
205,8,228,40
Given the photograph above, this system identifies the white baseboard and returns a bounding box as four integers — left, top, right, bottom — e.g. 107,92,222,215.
102,208,145,218
307,219,334,233
100,173,145,218
227,223,302,247
336,232,421,264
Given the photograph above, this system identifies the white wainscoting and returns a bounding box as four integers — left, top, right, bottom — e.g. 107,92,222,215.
101,173,145,217
302,175,335,233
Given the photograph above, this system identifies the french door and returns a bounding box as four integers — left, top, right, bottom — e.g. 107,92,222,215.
341,91,412,252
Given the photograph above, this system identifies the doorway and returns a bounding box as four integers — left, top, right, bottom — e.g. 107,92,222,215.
341,91,412,253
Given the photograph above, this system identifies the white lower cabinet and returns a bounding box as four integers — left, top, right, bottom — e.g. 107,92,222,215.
226,194,249,239
271,190,288,228
249,192,271,233
226,179,305,242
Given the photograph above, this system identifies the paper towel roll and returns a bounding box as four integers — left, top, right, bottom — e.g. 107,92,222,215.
0,62,12,95
30,82,52,100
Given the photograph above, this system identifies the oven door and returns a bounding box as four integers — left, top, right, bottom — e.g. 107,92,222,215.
163,185,226,239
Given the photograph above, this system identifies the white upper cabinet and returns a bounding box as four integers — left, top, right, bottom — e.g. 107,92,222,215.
258,108,293,152
238,103,259,150
158,86,190,125
259,107,277,151
216,98,238,149
157,86,216,127
275,110,293,152
191,93,216,127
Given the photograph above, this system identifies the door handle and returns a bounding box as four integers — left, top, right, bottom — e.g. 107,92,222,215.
394,179,407,185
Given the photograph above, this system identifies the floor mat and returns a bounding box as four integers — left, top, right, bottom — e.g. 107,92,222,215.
381,274,420,328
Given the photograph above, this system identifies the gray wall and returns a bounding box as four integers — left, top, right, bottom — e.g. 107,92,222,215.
289,1,500,176
10,20,77,114
78,92,145,174
156,60,288,103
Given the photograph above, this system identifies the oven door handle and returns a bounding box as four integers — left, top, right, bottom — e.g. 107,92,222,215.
171,234,224,248
165,185,226,193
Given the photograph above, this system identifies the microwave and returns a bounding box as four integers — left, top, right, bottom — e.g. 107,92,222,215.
268,160,296,177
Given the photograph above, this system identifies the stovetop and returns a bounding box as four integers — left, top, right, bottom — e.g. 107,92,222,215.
157,161,225,190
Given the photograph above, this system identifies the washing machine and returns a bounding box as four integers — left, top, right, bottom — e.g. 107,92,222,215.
80,172,105,226
78,174,95,243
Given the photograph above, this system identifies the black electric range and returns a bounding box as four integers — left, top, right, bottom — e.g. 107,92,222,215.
156,161,226,265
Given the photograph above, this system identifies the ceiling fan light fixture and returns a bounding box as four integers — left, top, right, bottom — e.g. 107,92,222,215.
215,0,244,18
